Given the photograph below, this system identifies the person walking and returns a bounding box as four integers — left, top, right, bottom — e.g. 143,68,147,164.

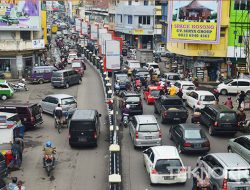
8,177,18,190
176,88,183,99
213,89,220,103
238,91,246,109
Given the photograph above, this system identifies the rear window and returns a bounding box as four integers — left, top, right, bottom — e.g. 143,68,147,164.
72,62,81,67
139,124,158,132
168,75,180,80
61,97,76,105
219,113,237,123
129,62,140,68
184,129,206,139
52,72,63,77
16,107,29,114
151,65,159,69
155,159,182,174
31,105,40,115
228,169,250,182
150,90,160,97
162,100,183,106
126,97,140,102
70,121,94,131
200,95,215,101
117,75,128,81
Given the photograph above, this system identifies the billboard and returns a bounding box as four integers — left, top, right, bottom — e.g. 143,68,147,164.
101,33,112,55
75,18,81,32
81,21,88,35
90,24,98,40
105,40,120,70
0,0,41,31
167,0,222,44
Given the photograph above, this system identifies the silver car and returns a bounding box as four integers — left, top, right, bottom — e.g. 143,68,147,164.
129,115,162,149
39,94,77,116
228,135,250,163
196,153,250,190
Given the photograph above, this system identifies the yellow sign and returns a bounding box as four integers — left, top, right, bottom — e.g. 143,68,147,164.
171,21,217,41
133,29,144,35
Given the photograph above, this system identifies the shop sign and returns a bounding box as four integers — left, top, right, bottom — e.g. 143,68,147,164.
198,50,215,56
32,39,45,49
133,29,144,35
167,0,222,44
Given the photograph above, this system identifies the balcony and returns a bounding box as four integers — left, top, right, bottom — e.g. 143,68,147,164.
0,40,44,52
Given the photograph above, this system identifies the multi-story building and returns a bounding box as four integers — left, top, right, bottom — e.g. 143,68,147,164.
0,0,45,79
109,0,162,49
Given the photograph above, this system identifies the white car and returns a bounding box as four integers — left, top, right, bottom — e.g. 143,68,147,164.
186,90,216,109
174,81,196,100
143,146,187,185
217,79,250,95
162,72,181,84
68,53,78,64
146,62,160,75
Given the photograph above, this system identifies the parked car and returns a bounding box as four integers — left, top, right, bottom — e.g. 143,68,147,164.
129,115,162,149
67,52,78,64
154,95,188,123
0,153,7,178
143,85,163,104
0,80,14,100
186,90,216,109
174,81,196,100
69,109,101,147
228,135,250,163
72,61,84,77
200,105,238,136
217,79,250,95
143,146,187,185
169,124,210,153
161,73,181,84
0,103,43,129
196,153,250,190
25,66,58,84
39,94,77,116
0,179,7,190
51,69,82,88
119,92,140,107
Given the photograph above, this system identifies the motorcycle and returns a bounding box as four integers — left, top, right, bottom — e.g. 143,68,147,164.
9,79,28,92
44,154,55,177
123,113,129,128
135,85,141,93
239,120,250,133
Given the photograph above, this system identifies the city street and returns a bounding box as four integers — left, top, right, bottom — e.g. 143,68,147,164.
6,64,109,190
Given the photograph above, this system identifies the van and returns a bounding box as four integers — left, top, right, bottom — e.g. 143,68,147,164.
69,109,101,147
0,80,14,101
26,66,58,84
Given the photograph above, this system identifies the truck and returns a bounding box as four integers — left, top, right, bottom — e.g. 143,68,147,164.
154,95,188,124
136,49,153,66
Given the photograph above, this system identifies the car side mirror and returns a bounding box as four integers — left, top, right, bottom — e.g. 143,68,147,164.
99,113,102,117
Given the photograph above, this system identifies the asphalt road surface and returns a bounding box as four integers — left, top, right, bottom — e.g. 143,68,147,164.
8,64,109,190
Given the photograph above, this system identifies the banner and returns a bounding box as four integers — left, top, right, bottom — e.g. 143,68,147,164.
0,0,41,31
105,40,120,70
90,24,98,40
81,21,88,35
75,18,81,32
32,39,44,49
167,0,222,44
101,33,112,55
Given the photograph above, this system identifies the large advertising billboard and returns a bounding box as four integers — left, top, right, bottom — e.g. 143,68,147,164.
105,40,120,70
0,0,41,31
167,0,222,44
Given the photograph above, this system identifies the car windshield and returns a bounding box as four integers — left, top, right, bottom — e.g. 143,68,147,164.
224,79,233,84
53,72,63,77
184,129,206,139
70,121,94,131
151,65,159,69
228,169,250,182
162,100,183,106
69,55,77,59
200,95,215,101
168,75,180,80
150,90,160,97
183,85,195,90
117,76,128,82
219,113,237,122
31,104,40,115
61,97,76,105
72,62,81,67
129,62,140,68
138,72,149,76
139,124,158,132
125,97,140,102
155,159,182,174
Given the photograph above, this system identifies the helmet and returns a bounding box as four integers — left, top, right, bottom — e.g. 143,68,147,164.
126,104,130,109
46,141,52,147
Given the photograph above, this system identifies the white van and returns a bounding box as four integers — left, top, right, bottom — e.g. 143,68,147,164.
217,79,250,95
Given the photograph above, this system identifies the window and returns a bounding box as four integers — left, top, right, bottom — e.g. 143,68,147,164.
149,152,154,163
50,97,58,104
138,16,151,25
144,0,148,5
128,0,131,5
235,137,250,150
234,0,249,10
20,31,30,41
0,59,11,72
120,15,123,23
238,81,250,86
128,15,133,24
230,81,238,86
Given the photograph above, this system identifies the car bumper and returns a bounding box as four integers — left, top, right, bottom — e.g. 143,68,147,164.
182,146,210,152
130,109,143,115
134,139,162,147
150,173,187,184
163,117,188,122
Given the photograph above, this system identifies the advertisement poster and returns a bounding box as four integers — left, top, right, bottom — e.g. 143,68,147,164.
81,21,88,35
0,0,41,31
101,33,112,55
168,0,222,44
75,18,81,32
90,24,98,40
105,40,120,70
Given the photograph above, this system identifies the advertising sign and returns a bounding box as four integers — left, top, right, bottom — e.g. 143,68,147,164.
101,33,112,55
98,28,107,41
32,39,44,49
105,40,120,70
75,18,81,32
0,0,41,31
90,24,98,40
133,29,144,35
167,0,222,44
82,21,88,35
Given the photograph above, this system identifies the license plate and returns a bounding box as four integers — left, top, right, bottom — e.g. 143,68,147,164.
145,136,152,139
194,144,201,148
173,118,180,120
78,137,87,142
163,176,175,180
236,187,247,190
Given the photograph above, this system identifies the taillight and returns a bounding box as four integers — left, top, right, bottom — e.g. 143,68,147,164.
159,130,162,138
183,142,191,147
222,178,227,190
203,141,210,147
151,169,158,174
163,111,168,117
180,167,186,173
93,132,97,139
214,122,218,127
135,131,139,139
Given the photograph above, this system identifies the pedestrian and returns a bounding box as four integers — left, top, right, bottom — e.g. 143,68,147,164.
224,97,233,109
9,140,22,169
238,91,246,109
8,177,18,190
14,180,25,190
213,89,220,103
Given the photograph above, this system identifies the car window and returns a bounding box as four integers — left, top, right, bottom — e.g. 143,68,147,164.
150,90,160,97
50,97,58,104
139,124,158,132
228,169,250,182
175,126,183,137
191,92,198,100
231,81,238,86
70,121,94,131
63,72,68,77
184,129,206,139
144,148,152,157
61,97,76,105
204,107,216,119
131,117,137,128
155,159,182,174
238,81,250,86
200,95,215,101
235,137,250,150
149,152,155,163
203,155,223,173
174,82,181,88
219,113,237,123
72,62,81,67
43,97,51,102
53,72,63,77
125,97,140,102
183,85,195,90
0,84,9,89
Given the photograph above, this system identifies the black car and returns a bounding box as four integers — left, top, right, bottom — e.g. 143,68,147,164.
119,92,143,115
200,105,238,136
0,153,7,178
0,178,7,190
169,124,210,154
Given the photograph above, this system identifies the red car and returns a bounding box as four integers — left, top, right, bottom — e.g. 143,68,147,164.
143,85,163,104
72,61,84,77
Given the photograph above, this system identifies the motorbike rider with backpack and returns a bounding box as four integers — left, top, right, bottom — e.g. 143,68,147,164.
54,104,63,127
43,141,56,168
121,104,131,126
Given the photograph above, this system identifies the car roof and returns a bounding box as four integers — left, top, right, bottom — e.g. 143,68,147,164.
212,153,250,168
47,94,74,99
33,66,56,69
0,112,17,119
191,90,214,96
54,69,74,73
0,103,37,107
127,60,140,63
207,104,236,113
163,72,180,76
135,115,157,124
175,80,195,85
232,79,250,82
116,74,128,77
179,123,201,130
71,109,96,121
123,92,140,97
151,146,180,160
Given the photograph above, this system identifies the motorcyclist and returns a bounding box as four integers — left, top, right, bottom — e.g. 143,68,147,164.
43,141,56,168
168,84,177,96
224,97,233,109
54,104,63,126
121,104,130,122
237,108,246,123
134,77,141,88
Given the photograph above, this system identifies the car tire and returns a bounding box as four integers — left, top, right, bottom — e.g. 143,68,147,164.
227,146,232,153
1,95,7,101
38,79,44,84
65,83,69,88
221,89,228,95
208,127,215,136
